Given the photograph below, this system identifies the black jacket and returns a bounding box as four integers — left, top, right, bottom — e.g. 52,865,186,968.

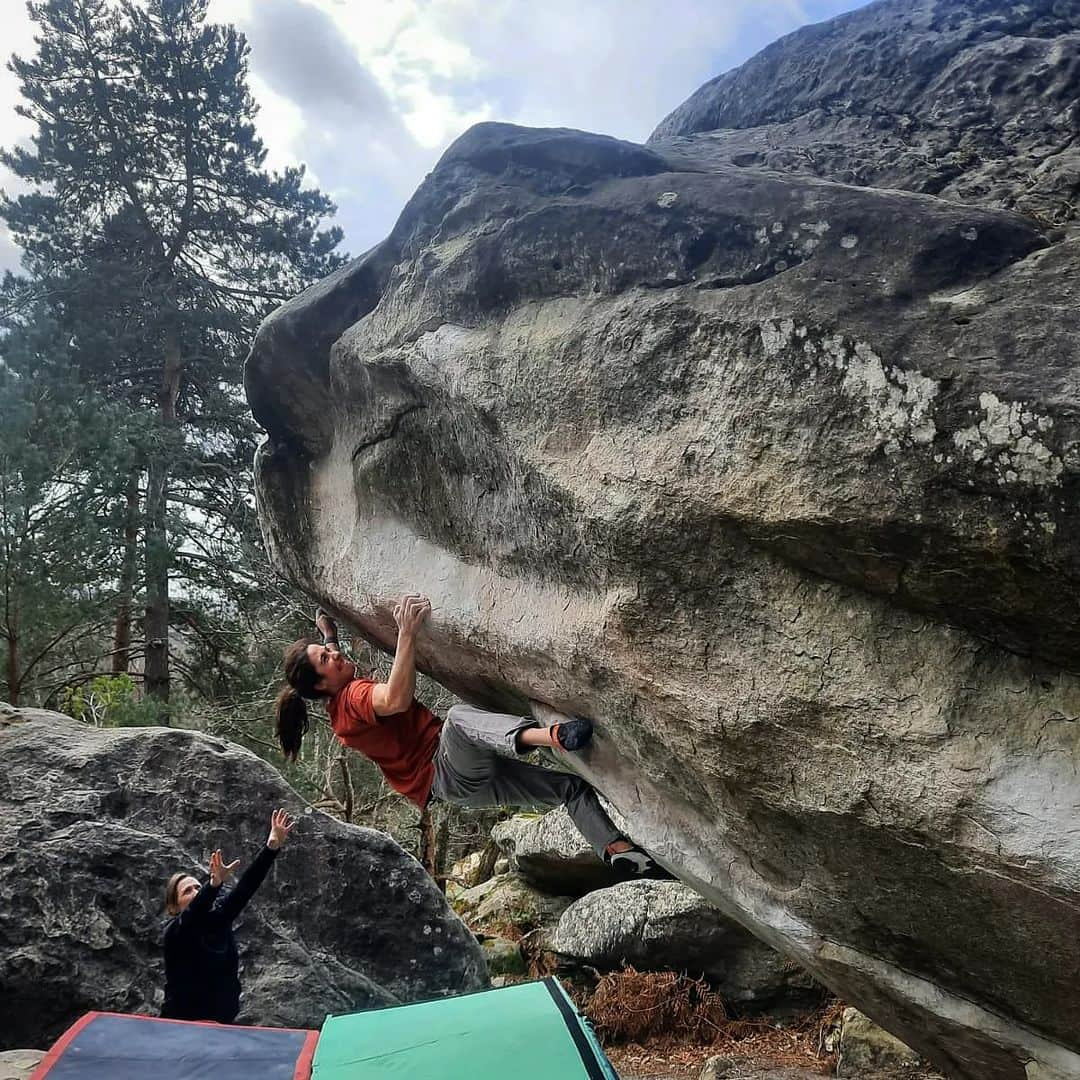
161,844,279,1023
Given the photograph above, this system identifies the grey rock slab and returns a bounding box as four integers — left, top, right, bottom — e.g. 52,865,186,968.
454,872,573,931
699,1059,827,1080
838,1007,923,1076
479,935,527,978
701,1057,941,1080
0,710,486,1050
245,6,1080,1078
0,1051,45,1080
651,0,1080,231
493,808,622,895
554,881,818,1008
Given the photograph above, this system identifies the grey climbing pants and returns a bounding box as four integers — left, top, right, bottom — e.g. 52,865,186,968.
429,703,622,858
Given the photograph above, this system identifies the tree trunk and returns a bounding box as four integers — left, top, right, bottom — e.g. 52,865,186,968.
143,453,169,711
420,803,450,891
339,755,354,823
112,470,140,674
420,804,438,884
143,325,184,717
471,837,501,888
5,630,19,706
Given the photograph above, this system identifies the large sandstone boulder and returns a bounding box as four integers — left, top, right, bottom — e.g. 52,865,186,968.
245,2,1080,1077
554,881,818,1009
0,707,486,1050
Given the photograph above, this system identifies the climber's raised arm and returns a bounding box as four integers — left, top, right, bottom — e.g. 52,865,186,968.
213,809,295,923
371,594,431,716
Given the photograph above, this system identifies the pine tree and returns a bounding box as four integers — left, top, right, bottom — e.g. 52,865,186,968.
2,0,344,716
0,301,146,704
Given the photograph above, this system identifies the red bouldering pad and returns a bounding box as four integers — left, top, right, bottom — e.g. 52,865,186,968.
31,1012,317,1080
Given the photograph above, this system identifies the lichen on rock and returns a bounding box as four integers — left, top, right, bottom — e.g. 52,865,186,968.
952,392,1063,486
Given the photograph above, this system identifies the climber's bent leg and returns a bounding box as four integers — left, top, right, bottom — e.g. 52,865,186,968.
439,748,622,859
430,726,672,877
430,713,500,802
443,703,538,758
431,704,668,872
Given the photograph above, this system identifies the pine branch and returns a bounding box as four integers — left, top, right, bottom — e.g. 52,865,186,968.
17,608,116,683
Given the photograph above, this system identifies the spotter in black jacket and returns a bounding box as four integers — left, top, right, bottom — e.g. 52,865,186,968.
161,844,279,1023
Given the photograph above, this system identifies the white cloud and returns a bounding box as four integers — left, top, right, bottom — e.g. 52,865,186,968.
0,0,870,271
400,82,491,148
247,73,312,177
0,0,41,274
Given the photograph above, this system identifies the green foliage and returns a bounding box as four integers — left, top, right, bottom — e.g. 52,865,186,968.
0,4,471,874
0,328,149,702
60,672,164,726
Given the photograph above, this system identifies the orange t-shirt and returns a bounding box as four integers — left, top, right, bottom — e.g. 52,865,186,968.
327,679,444,809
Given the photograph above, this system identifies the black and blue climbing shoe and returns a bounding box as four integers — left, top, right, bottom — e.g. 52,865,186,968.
607,847,677,881
551,717,594,751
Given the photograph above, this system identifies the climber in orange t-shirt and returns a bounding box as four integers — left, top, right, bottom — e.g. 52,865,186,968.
274,594,670,879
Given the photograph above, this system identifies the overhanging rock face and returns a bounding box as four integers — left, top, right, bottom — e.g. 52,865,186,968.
245,3,1080,1077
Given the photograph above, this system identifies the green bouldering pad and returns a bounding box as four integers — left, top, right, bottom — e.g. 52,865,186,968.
312,977,619,1079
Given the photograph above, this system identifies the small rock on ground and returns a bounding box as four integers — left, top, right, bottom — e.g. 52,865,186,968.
0,1050,45,1080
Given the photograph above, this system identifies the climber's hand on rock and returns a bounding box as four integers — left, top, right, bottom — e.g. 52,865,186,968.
314,606,338,643
393,594,431,638
267,807,296,850
209,849,239,887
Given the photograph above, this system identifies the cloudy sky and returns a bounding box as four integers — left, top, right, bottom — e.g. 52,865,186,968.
0,0,871,272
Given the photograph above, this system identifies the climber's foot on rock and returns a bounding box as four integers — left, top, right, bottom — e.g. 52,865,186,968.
606,843,676,881
551,717,593,751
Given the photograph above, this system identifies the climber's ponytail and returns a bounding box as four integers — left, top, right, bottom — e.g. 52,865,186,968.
276,638,323,761
275,685,309,761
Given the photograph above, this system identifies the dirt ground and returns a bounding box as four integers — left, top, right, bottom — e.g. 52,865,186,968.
607,1042,717,1078
606,1043,947,1080
606,1041,832,1079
